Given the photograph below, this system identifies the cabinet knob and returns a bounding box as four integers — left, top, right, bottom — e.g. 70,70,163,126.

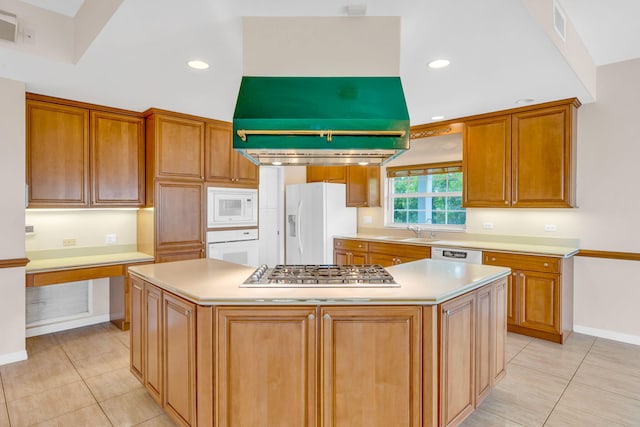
357,244,362,248
337,242,342,246
323,314,331,320
491,257,496,261
308,314,315,321
444,309,451,316
520,273,525,278
364,202,368,206
543,262,549,267
512,272,517,276
504,200,509,205
132,284,142,291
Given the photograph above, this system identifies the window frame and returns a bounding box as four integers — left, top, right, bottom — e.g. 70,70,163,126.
384,161,466,231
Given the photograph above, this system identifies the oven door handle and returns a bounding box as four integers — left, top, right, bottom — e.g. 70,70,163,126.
297,200,303,255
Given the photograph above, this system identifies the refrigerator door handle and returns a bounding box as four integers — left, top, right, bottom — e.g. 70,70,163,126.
297,200,303,255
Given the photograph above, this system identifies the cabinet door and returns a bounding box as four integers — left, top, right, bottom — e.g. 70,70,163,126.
321,306,421,427
216,307,317,427
91,111,145,206
512,105,576,207
440,292,475,427
368,252,396,267
325,166,347,183
493,278,507,384
346,165,380,207
233,150,259,186
144,283,163,404
519,271,560,334
463,115,511,207
334,249,351,265
204,122,234,183
155,181,204,252
475,285,492,405
350,250,368,264
506,272,518,326
156,250,203,264
163,292,196,427
26,100,89,207
129,276,144,382
154,114,204,179
306,166,326,183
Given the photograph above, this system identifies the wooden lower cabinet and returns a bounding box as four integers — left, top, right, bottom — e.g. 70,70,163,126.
440,293,476,427
163,293,196,427
215,307,317,427
333,238,369,265
321,306,422,427
131,276,507,427
144,283,163,404
483,251,572,343
334,238,431,267
129,276,144,382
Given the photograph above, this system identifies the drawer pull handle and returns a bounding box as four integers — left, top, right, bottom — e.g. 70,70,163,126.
133,284,142,291
543,262,549,267
308,314,315,321
323,314,331,320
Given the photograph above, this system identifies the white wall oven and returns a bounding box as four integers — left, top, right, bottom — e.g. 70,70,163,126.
207,229,259,267
207,187,258,229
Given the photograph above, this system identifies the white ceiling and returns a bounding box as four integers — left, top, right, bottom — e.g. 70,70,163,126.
1,0,639,124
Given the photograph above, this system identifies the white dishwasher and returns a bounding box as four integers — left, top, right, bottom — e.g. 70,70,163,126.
432,247,483,264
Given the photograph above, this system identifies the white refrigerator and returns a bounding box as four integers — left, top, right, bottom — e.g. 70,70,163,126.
285,182,357,265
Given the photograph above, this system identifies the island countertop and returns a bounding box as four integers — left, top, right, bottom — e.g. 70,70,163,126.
128,258,511,305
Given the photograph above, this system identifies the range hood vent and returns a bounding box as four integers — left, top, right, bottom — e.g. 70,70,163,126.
233,76,410,165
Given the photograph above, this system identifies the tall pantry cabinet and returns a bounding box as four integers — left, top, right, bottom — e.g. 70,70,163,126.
140,109,259,263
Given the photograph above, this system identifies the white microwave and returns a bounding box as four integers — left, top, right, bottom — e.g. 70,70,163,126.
207,187,258,228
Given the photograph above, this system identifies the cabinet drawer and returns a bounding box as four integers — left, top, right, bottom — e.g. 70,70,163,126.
483,251,559,273
369,242,431,259
334,239,369,252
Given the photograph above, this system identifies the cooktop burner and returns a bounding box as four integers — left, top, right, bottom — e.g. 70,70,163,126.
241,264,399,288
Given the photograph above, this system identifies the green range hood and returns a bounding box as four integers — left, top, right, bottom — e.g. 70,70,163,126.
233,76,410,166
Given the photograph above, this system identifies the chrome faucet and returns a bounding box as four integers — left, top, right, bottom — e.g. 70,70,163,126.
407,224,423,238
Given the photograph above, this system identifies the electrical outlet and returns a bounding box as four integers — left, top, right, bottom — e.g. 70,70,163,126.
105,233,117,244
544,224,558,232
483,222,494,230
62,238,77,247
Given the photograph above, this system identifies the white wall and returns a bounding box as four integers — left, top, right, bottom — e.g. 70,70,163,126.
25,209,138,251
0,77,27,365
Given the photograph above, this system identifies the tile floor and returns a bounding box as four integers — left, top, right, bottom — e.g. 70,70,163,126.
0,323,639,426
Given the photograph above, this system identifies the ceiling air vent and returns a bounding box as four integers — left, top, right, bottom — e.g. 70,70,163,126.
0,10,17,43
553,1,566,41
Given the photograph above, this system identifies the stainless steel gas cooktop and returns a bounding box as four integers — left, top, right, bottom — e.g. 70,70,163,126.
241,264,399,288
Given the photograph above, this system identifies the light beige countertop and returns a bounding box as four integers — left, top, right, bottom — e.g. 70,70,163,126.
337,233,579,257
26,245,154,273
129,258,511,305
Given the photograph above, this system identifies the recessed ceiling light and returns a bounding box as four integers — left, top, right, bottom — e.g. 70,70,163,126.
431,115,445,121
358,161,369,166
515,98,535,104
428,59,450,69
187,60,210,70
272,161,282,166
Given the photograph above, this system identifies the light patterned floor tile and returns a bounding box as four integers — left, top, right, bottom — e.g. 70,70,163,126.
59,332,127,362
134,414,179,426
6,381,95,427
478,364,568,426
544,404,625,427
86,366,145,402
461,408,525,426
25,334,60,356
548,382,640,426
572,358,640,400
506,332,532,361
0,347,81,402
100,387,164,427
509,341,587,380
585,338,640,374
0,374,4,404
0,403,9,427
72,345,130,379
31,403,112,427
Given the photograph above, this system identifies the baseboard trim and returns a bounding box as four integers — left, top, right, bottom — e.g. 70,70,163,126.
0,350,28,366
574,325,640,346
26,314,111,338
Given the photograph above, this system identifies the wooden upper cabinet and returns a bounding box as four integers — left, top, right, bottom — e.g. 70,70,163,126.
463,115,511,208
205,121,258,187
90,111,145,206
306,166,347,183
463,99,578,208
26,100,89,207
346,165,381,207
149,113,204,180
512,104,576,207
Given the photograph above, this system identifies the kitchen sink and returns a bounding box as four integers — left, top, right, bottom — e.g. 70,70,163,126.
399,237,437,243
370,236,401,240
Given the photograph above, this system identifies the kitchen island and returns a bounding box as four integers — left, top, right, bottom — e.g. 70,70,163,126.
129,258,510,427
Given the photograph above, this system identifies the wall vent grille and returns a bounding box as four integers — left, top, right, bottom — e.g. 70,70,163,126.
553,1,567,41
